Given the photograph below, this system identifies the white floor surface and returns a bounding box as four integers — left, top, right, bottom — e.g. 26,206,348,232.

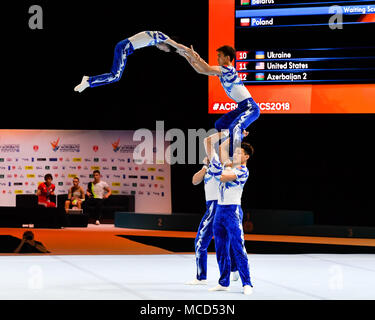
0,253,374,300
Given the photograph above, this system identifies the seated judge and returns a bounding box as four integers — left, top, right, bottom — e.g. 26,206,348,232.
36,173,56,208
65,177,85,213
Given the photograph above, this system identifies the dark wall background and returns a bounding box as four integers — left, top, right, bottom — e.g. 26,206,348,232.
6,0,375,226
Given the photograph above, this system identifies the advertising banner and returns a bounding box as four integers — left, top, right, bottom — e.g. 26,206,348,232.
0,130,171,214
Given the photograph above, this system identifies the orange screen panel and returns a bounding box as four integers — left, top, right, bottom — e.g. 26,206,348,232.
208,0,375,114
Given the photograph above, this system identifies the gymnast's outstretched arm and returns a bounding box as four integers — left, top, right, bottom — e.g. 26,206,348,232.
180,46,222,76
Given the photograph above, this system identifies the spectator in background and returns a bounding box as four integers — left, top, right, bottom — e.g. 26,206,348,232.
14,231,49,253
36,173,56,207
86,170,111,225
243,210,254,234
65,177,85,213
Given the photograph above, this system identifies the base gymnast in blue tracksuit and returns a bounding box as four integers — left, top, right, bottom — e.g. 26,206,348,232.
208,142,254,295
180,45,260,158
187,155,238,285
74,31,189,92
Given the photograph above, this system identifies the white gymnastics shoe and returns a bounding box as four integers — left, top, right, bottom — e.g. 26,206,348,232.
231,271,240,281
185,279,208,285
74,76,89,93
208,284,229,292
243,285,253,295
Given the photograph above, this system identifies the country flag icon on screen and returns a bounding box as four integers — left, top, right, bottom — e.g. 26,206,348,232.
255,73,265,81
255,62,265,70
241,0,250,5
255,51,265,59
240,18,250,27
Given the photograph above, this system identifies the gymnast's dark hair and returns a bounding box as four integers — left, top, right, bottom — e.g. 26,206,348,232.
44,173,53,180
217,45,236,62
241,142,254,158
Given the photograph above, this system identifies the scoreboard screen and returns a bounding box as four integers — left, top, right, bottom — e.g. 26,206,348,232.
208,0,375,113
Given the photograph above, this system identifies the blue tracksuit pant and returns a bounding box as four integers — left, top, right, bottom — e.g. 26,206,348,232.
213,204,252,287
88,39,134,87
214,97,260,157
195,200,237,280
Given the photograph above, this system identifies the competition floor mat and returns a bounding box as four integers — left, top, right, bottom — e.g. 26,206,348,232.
1,224,375,255
1,225,375,300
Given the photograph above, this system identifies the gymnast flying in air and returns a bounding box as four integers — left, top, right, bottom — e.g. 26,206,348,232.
180,45,260,159
74,31,189,93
